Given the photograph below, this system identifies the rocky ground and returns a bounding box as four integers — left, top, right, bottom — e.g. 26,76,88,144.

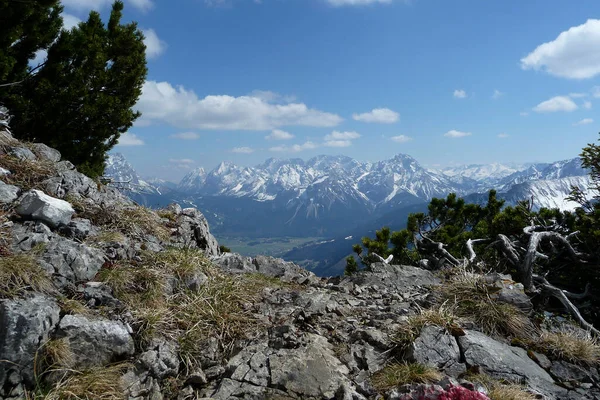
0,121,599,399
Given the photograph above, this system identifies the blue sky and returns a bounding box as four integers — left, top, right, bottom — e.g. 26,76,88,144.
60,0,600,181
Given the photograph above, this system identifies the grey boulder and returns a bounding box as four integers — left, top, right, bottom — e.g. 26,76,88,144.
56,315,135,370
39,238,105,284
16,189,74,228
0,180,19,204
0,296,61,392
406,325,466,377
172,207,220,256
30,143,61,162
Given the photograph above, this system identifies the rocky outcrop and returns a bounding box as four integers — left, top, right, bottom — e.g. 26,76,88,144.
0,123,598,400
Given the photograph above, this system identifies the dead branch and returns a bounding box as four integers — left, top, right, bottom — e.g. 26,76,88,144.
466,238,491,262
533,275,600,337
521,231,588,290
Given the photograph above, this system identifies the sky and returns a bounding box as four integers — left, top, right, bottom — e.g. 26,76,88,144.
58,0,600,181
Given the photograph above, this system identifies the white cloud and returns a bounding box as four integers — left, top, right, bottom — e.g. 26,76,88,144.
249,90,296,104
497,133,509,139
521,19,600,79
324,140,352,147
128,0,154,12
326,0,398,6
492,89,504,99
520,111,529,117
444,130,472,138
324,131,360,140
269,141,318,153
583,101,592,109
136,81,343,130
533,96,578,113
169,158,195,164
169,158,195,169
266,129,294,140
62,13,81,30
170,132,200,140
453,89,467,99
117,132,144,146
352,108,399,124
231,147,254,154
143,29,167,59
574,118,594,126
391,135,412,143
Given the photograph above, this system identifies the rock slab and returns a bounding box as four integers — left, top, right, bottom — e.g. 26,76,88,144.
16,189,74,228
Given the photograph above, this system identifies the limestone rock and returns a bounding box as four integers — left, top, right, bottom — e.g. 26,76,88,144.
56,315,135,370
39,238,105,285
138,340,179,379
8,147,36,161
406,326,466,377
0,296,60,393
30,143,61,163
171,207,220,256
0,180,19,204
16,189,74,228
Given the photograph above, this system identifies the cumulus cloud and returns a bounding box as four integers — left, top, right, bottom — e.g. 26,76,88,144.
521,19,600,79
249,90,296,104
136,81,343,130
574,118,594,126
62,13,81,30
497,133,509,139
533,96,578,113
266,129,294,140
492,89,504,99
324,131,360,140
453,89,467,99
352,108,399,124
269,141,318,153
231,147,255,154
117,133,144,146
143,29,167,59
170,132,200,140
323,131,360,147
391,135,412,143
444,130,472,138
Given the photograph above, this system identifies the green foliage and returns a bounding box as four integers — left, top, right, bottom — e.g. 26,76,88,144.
344,255,359,275
0,0,63,84
2,1,147,177
219,244,232,253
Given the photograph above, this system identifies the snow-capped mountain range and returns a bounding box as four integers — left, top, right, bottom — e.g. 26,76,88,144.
105,152,593,237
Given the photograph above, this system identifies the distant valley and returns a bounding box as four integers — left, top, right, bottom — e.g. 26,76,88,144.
105,152,592,276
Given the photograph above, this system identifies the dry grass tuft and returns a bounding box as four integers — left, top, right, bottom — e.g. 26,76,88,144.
0,253,54,298
393,302,461,349
38,338,75,371
436,270,535,339
98,249,278,370
487,384,537,400
466,374,537,400
58,297,90,316
0,209,12,256
0,155,57,191
75,202,170,242
534,330,600,365
371,363,442,392
31,363,130,400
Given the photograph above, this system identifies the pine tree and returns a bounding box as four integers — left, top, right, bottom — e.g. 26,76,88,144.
5,1,147,177
0,0,63,85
